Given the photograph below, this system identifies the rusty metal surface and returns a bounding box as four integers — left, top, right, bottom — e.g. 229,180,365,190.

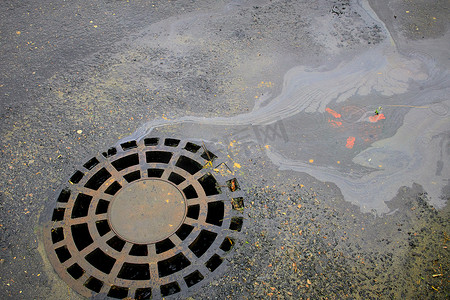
43,137,245,299
109,179,187,244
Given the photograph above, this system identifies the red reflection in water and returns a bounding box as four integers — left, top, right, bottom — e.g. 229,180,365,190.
346,136,356,149
326,107,341,118
369,113,385,123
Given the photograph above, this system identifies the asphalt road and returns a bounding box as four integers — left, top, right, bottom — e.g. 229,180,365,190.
0,0,448,299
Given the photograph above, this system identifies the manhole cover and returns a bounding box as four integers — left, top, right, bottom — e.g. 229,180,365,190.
44,137,244,299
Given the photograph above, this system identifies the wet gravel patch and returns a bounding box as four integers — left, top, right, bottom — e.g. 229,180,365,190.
192,176,449,299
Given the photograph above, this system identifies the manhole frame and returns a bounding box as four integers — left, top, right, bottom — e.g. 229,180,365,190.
43,137,245,299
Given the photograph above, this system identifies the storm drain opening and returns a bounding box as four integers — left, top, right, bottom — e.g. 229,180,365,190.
44,138,245,299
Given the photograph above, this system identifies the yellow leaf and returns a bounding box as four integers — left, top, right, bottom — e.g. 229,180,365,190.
203,161,213,168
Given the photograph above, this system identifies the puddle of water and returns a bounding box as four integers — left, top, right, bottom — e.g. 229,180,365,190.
118,0,449,213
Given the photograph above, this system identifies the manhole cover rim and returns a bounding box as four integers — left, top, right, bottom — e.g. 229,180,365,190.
44,137,245,299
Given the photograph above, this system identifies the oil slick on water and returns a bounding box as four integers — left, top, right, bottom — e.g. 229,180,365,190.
122,0,449,213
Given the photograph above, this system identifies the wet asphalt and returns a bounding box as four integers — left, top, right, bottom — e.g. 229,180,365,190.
0,0,449,299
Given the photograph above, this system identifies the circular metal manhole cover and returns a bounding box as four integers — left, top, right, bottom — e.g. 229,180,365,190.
44,137,244,299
